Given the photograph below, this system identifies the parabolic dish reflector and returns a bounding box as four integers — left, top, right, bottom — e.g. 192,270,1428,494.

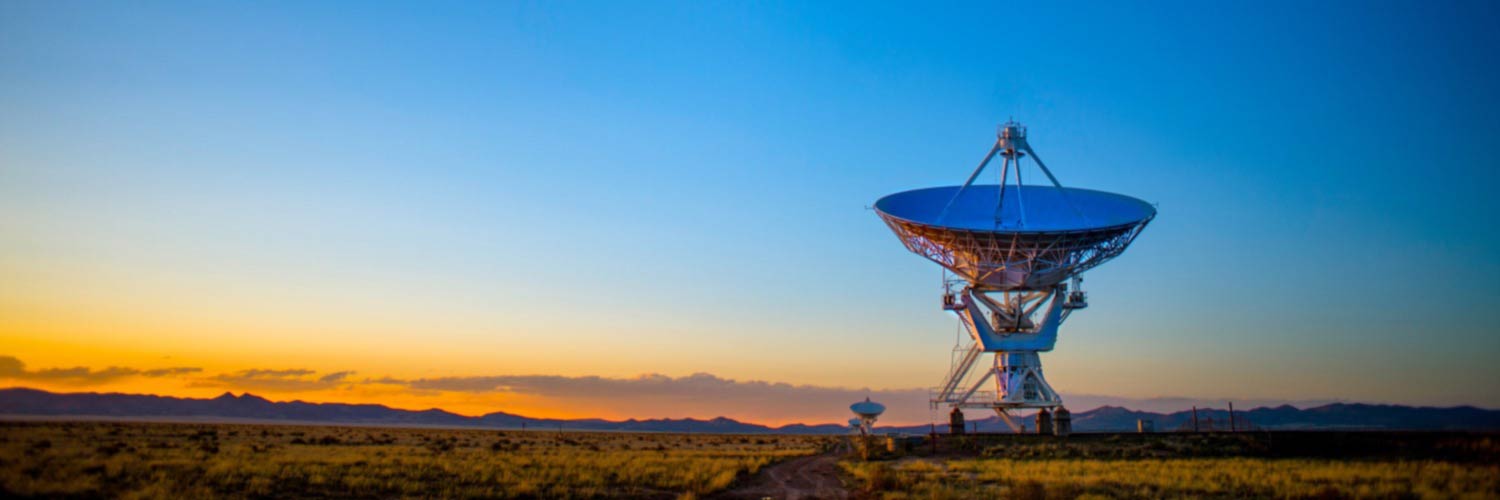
850,399,886,418
875,185,1154,291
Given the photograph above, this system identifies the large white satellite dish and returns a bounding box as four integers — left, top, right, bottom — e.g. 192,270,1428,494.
874,121,1154,431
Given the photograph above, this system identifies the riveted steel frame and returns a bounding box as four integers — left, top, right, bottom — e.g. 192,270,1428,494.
878,214,1154,291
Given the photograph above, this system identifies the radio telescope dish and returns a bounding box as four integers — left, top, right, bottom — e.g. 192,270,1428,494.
873,121,1154,432
876,185,1153,290
850,397,885,435
850,397,886,418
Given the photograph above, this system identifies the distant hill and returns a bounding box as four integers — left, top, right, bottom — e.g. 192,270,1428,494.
0,387,846,434
2,387,1495,434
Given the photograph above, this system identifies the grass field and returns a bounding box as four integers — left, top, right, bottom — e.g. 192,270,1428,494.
842,433,1500,499
6,421,1499,499
844,457,1500,499
0,421,829,499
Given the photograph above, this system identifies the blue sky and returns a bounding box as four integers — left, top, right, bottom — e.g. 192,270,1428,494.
2,0,1497,420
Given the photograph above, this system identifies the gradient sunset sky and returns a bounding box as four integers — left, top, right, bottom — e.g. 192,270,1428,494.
2,1,1497,425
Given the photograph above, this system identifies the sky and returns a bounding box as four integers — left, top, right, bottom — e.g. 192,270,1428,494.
2,1,1497,425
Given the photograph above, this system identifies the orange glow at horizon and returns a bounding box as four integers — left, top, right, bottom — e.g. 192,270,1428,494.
0,270,940,426
0,366,855,427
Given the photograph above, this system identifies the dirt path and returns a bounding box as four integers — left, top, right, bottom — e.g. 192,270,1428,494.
711,450,849,500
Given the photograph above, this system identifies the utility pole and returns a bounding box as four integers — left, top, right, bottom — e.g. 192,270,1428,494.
1192,406,1199,433
1228,402,1236,433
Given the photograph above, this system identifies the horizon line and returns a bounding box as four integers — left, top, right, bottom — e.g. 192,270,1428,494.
5,386,1494,429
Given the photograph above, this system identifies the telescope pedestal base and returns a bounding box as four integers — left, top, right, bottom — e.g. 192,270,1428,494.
934,350,1063,428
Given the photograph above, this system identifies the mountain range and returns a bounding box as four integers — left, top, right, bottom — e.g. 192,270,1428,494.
2,387,1496,433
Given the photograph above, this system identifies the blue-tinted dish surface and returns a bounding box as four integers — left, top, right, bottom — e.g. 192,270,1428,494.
875,185,1155,233
850,400,885,416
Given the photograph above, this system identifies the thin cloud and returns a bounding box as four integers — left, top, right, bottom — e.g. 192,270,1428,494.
196,368,353,393
0,355,202,385
318,371,355,383
406,372,877,399
390,371,931,423
142,367,203,377
240,368,316,378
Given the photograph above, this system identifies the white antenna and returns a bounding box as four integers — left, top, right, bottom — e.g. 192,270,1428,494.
849,397,885,436
873,121,1154,433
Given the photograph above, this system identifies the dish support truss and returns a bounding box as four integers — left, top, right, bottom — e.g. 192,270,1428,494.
854,416,877,436
881,215,1151,428
930,283,1091,430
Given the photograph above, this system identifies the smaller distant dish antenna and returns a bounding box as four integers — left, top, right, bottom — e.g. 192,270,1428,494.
847,417,863,431
849,397,885,435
